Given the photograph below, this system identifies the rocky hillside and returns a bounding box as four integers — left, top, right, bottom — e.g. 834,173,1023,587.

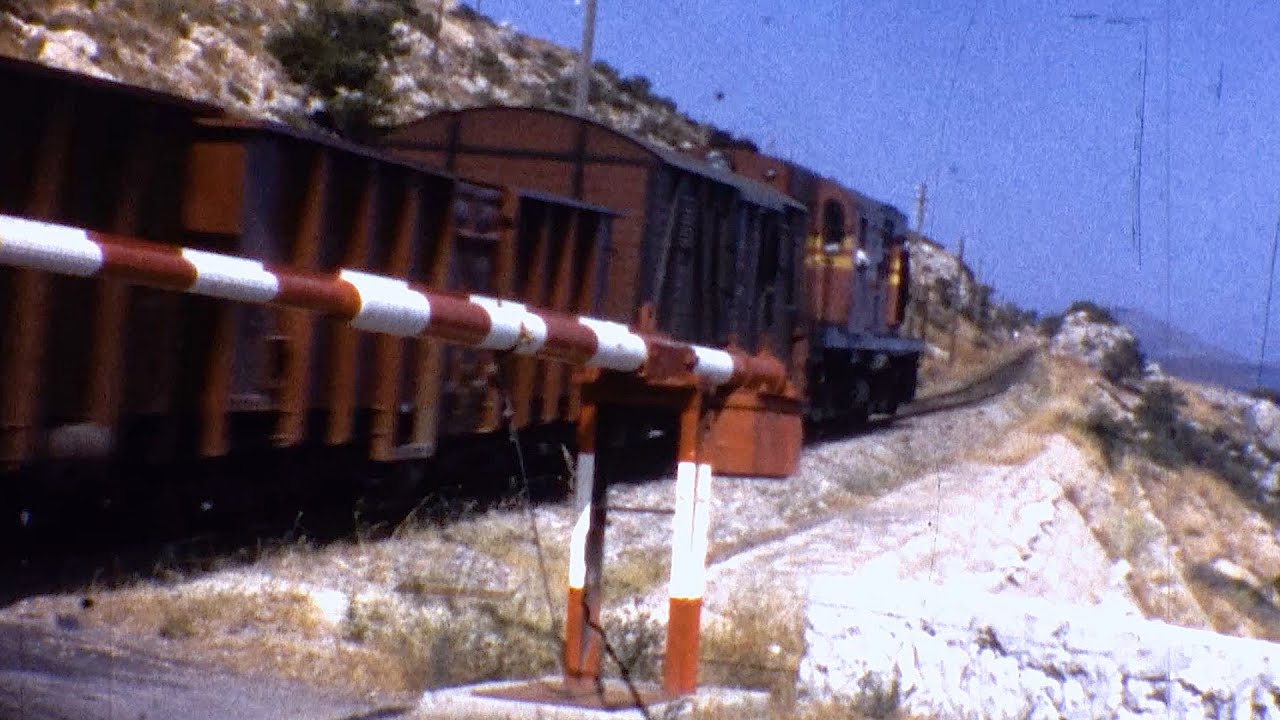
1,0,711,146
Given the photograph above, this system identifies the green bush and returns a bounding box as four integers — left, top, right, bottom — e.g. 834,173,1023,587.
266,0,410,139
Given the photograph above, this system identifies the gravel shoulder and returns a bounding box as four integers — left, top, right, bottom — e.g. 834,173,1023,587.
0,617,416,720
0,343,1053,712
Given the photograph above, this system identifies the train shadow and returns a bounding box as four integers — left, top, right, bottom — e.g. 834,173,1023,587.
0,417,687,606
0,427,578,605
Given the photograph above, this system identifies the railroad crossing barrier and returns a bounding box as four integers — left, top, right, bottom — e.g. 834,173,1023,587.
0,214,789,697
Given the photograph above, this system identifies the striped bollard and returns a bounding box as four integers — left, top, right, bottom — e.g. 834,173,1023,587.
663,393,712,696
563,400,605,685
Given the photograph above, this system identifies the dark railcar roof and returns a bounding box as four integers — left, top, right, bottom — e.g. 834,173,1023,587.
387,106,806,213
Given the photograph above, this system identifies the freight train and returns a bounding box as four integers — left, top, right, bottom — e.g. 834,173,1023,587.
0,56,922,498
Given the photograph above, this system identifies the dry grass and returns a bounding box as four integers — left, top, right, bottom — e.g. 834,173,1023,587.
605,549,671,604
42,506,576,696
341,593,560,690
960,357,1103,468
693,699,919,720
67,582,428,695
92,585,329,641
973,429,1049,466
699,585,806,701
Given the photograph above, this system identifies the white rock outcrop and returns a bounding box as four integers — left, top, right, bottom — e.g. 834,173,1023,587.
800,578,1280,720
1049,310,1141,379
1246,400,1280,458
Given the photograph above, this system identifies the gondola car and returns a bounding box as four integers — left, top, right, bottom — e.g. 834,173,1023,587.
0,57,616,477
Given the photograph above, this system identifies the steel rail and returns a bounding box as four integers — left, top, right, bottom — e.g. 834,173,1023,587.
0,214,789,392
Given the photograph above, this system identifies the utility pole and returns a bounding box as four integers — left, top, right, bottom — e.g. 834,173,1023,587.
574,0,599,117
914,182,927,233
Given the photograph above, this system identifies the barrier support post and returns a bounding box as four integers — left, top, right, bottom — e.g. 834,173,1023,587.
563,399,606,687
663,390,711,696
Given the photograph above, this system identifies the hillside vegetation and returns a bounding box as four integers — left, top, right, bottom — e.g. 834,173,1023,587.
1,0,710,146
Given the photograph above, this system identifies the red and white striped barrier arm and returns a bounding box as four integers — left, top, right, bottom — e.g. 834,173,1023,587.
0,215,788,390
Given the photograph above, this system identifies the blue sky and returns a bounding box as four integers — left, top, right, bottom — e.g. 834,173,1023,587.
470,0,1278,361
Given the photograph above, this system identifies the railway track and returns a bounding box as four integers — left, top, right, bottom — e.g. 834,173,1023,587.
707,344,1042,567
898,344,1039,420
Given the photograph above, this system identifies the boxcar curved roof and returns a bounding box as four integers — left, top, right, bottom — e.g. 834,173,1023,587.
387,106,805,213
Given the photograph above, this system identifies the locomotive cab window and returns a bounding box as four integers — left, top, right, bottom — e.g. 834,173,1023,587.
822,199,844,255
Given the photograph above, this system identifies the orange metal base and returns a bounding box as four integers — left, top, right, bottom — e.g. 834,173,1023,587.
473,678,670,710
662,596,703,696
706,390,803,478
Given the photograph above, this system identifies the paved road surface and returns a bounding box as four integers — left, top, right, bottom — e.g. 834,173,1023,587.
0,620,413,720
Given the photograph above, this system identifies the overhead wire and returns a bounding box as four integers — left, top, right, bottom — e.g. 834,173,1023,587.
1162,0,1173,358
925,0,982,595
1132,21,1149,267
1161,0,1174,707
925,0,981,240
1258,211,1280,387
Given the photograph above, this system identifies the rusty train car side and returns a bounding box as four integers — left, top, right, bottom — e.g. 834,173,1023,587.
0,57,615,472
384,108,811,477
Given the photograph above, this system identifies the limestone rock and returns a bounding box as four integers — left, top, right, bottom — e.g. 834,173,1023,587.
1049,310,1142,381
1246,400,1280,457
799,578,1280,720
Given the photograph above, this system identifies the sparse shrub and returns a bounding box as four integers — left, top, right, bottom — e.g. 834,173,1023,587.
140,0,185,29
1065,300,1117,325
1249,386,1280,406
618,74,652,98
707,126,760,152
986,299,1038,334
1080,407,1131,468
600,606,664,682
343,595,559,689
1099,338,1145,384
158,610,197,639
1,0,39,19
541,74,596,109
1135,380,1186,467
1135,381,1183,437
1131,382,1265,502
700,590,806,697
853,672,909,719
473,47,510,87
266,0,410,139
451,2,495,26
1038,312,1064,338
592,59,620,84
931,277,957,311
1110,507,1163,559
